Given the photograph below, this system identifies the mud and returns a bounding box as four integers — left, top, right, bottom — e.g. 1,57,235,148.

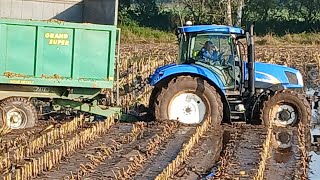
172,128,224,180
0,120,52,152
264,128,301,180
84,123,161,179
218,124,266,179
35,123,134,179
133,126,196,180
0,120,312,180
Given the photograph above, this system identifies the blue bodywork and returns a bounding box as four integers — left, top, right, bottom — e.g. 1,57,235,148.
178,24,245,35
149,62,304,94
244,62,304,89
149,63,226,92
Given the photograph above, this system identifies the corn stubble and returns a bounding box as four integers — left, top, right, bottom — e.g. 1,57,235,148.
1,115,117,180
296,123,311,180
154,117,214,180
117,44,176,111
64,122,145,179
0,130,36,153
0,117,84,176
113,121,180,180
253,118,273,180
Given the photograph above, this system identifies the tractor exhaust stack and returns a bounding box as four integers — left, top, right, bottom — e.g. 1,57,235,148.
247,23,255,97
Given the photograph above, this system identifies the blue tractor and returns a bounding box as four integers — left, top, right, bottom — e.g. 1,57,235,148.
148,23,311,128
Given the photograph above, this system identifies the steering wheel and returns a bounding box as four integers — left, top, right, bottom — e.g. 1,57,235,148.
205,52,225,66
219,53,232,68
216,52,225,62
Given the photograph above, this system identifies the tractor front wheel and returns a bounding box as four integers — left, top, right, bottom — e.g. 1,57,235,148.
0,97,38,129
154,76,223,125
261,90,311,127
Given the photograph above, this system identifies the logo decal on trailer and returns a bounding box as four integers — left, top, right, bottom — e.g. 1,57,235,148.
44,33,70,46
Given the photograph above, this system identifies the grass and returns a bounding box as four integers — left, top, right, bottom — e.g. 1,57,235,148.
255,32,320,46
119,25,320,46
119,25,176,44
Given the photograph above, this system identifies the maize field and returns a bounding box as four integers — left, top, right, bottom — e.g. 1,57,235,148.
0,43,318,180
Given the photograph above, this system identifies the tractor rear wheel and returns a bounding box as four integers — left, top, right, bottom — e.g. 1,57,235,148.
154,75,223,125
0,97,38,129
261,90,311,127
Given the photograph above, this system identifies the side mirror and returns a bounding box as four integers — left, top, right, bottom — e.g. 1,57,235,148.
245,32,250,45
175,29,180,40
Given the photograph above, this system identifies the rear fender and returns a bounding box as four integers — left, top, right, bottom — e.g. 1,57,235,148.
149,64,231,123
149,64,225,92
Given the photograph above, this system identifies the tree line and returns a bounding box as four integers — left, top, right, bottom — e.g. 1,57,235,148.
118,0,320,35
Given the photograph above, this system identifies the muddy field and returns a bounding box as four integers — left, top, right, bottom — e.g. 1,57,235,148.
0,118,310,180
0,44,319,180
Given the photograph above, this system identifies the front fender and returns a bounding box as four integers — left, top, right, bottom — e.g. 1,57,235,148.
149,63,225,93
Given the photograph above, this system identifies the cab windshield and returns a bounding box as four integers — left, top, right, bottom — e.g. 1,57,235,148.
177,32,242,89
177,33,235,65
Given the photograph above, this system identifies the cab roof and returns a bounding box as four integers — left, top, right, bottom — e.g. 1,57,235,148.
178,24,245,35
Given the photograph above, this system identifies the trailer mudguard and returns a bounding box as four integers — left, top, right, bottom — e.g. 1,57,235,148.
149,63,226,93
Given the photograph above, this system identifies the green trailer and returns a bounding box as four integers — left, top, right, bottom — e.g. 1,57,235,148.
0,18,121,129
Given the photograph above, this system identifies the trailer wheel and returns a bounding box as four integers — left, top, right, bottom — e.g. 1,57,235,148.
154,75,223,125
261,90,311,127
0,97,38,129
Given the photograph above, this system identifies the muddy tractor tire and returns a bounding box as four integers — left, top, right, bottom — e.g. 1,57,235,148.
0,97,38,129
154,75,223,125
261,90,311,127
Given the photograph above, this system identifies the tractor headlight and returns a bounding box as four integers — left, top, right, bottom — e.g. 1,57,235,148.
296,71,304,86
285,71,299,85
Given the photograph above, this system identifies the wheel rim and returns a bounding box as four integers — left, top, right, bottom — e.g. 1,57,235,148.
6,108,27,129
168,93,206,124
270,104,297,127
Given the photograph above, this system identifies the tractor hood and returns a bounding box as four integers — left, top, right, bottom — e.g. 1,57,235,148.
244,62,304,88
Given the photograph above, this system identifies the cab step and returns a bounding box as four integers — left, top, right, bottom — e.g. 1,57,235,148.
226,93,247,121
230,111,246,121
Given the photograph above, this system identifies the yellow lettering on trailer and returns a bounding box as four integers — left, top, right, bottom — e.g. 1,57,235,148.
49,33,55,39
45,33,50,38
45,32,70,46
54,34,61,39
9,80,33,84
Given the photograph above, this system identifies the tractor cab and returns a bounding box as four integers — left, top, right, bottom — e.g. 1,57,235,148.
175,25,245,91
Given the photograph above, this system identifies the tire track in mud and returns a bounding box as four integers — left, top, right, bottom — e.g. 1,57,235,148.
30,121,185,180
35,122,141,179
0,120,309,179
213,124,267,179
0,121,52,152
263,128,300,180
224,124,266,179
212,124,310,180
0,115,76,152
169,127,224,180
263,123,311,180
133,125,196,180
0,115,118,179
0,118,81,175
84,121,191,180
